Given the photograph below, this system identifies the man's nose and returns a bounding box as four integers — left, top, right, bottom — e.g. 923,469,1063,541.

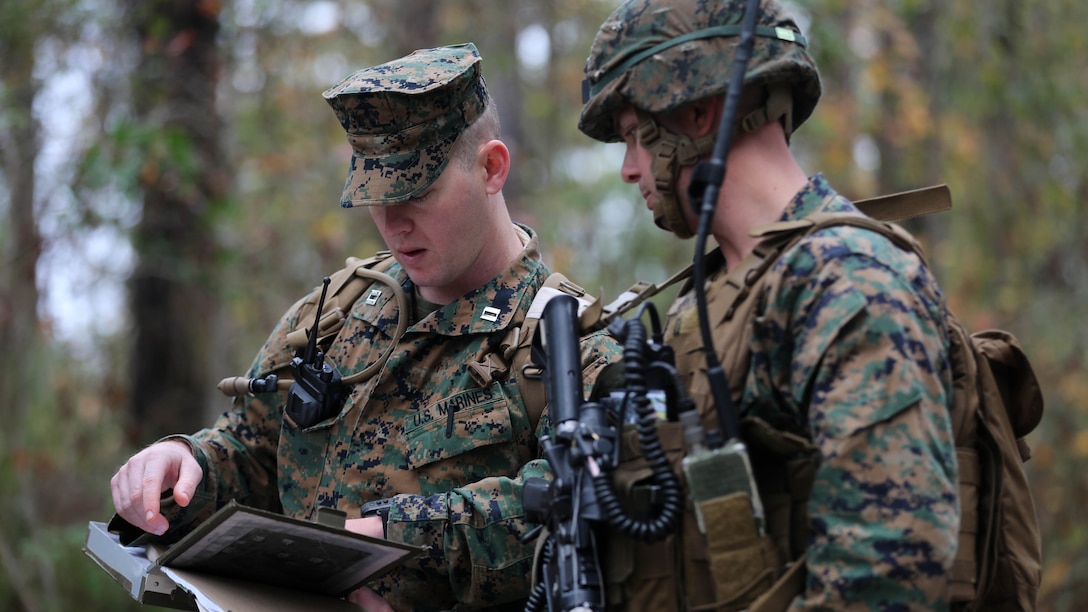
620,146,641,184
381,205,413,233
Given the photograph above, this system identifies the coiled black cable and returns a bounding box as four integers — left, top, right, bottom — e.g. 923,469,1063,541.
591,315,684,541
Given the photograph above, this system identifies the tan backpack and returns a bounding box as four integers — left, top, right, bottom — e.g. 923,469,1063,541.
600,185,1043,611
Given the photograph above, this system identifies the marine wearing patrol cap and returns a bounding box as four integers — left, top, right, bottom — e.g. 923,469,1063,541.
323,42,490,207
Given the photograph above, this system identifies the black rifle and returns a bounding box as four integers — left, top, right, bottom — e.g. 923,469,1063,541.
523,296,683,612
525,2,768,608
285,277,344,428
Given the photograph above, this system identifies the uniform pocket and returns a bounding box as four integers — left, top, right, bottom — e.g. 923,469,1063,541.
403,385,515,470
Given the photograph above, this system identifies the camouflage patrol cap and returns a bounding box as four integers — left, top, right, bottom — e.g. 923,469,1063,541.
323,43,489,206
579,0,821,143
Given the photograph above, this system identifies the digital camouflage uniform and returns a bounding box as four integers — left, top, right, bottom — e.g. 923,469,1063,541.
165,228,619,611
579,0,960,609
666,174,959,609
117,43,623,611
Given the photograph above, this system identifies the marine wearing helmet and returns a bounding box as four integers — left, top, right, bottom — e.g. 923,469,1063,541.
580,0,821,238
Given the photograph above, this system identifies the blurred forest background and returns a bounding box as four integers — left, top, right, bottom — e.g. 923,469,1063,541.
1,0,1085,609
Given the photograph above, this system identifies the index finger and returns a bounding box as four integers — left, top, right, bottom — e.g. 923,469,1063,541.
139,452,175,523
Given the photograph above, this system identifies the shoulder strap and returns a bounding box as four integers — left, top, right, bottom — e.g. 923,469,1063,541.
284,251,399,351
593,264,695,331
854,183,951,221
598,183,952,327
218,252,401,397
754,212,924,256
521,273,602,432
251,252,408,388
466,272,600,435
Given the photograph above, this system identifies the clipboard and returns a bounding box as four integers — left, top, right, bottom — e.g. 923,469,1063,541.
84,501,421,611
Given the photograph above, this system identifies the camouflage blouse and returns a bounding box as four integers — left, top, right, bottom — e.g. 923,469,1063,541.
167,226,621,610
667,174,959,610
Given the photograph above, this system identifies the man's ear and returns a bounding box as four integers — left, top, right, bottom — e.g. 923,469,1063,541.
479,139,510,195
690,95,725,138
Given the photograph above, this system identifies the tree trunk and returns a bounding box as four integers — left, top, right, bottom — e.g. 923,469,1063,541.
0,3,55,607
125,0,228,442
381,0,440,58
463,0,525,211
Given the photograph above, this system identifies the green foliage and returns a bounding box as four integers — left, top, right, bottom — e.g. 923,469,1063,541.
0,326,137,610
6,524,144,612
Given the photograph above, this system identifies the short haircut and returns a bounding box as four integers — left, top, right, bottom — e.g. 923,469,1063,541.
451,102,501,169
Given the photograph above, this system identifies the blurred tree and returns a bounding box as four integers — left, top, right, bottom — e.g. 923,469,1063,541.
123,0,229,442
1,0,145,609
0,0,50,605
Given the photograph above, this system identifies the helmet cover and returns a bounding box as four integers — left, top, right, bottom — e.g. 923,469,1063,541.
579,0,821,143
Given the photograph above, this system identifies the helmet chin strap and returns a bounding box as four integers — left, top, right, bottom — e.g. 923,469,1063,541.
636,83,794,239
738,82,794,140
637,109,715,240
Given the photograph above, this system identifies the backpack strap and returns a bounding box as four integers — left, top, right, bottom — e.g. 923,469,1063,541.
466,272,601,435
284,251,401,352
218,252,403,396
759,213,925,259
595,264,695,330
854,183,951,221
595,183,952,330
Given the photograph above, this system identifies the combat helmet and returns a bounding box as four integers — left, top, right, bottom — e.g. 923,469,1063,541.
579,0,821,238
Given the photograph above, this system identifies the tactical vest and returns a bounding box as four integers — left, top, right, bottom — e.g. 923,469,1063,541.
602,186,1043,611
